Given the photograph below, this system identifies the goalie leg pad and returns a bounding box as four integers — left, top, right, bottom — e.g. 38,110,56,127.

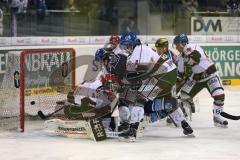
44,119,107,141
44,119,91,139
89,119,107,141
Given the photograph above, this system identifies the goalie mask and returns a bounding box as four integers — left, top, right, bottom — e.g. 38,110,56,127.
109,34,120,49
103,51,117,72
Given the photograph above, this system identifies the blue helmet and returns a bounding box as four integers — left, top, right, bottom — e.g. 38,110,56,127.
120,32,139,52
95,48,106,62
173,34,189,44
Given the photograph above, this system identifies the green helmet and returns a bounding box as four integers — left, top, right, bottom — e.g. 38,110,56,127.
155,38,168,48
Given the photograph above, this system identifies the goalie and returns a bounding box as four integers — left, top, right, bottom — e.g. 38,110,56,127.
43,46,127,141
64,46,125,120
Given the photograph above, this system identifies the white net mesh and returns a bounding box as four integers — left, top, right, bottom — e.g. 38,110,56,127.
0,49,75,131
0,51,20,130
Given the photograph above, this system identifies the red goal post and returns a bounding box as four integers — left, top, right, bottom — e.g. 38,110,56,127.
0,48,76,132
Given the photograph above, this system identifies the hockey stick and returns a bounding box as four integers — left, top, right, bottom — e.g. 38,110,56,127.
80,96,120,121
38,101,67,120
220,112,240,120
38,106,65,120
168,115,178,127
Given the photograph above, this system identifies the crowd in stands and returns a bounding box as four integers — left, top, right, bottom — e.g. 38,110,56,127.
0,0,239,36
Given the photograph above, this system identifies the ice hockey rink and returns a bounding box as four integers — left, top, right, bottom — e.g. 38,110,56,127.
0,86,240,160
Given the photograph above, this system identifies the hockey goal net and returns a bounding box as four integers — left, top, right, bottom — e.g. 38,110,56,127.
0,48,75,132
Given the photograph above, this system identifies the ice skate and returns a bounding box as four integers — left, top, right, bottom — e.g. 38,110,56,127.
179,99,195,121
181,120,194,136
213,116,228,128
165,116,179,127
166,117,173,125
213,106,228,128
118,122,139,142
118,121,129,132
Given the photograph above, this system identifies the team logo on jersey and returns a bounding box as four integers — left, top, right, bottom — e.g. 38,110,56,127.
208,77,218,85
110,54,120,69
161,54,168,60
165,102,173,112
125,35,132,41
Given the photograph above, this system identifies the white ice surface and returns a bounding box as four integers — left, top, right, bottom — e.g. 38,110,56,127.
0,87,240,160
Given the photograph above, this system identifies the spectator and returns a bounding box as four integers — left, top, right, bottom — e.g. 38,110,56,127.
8,0,28,36
226,0,240,16
175,0,198,34
198,0,228,12
37,0,47,20
97,4,108,21
8,0,28,13
65,0,77,11
110,5,118,33
120,16,139,34
45,0,64,10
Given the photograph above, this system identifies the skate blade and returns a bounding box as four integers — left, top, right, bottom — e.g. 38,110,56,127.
166,121,173,126
166,122,179,128
214,123,228,128
118,136,136,142
136,128,144,138
185,133,196,138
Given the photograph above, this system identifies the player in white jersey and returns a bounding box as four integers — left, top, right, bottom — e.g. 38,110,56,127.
155,37,180,125
118,33,193,139
116,32,150,139
155,37,177,64
143,37,193,135
174,34,228,127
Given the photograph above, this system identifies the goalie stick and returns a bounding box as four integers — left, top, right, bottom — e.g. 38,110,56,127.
220,112,240,120
38,93,119,120
38,100,67,120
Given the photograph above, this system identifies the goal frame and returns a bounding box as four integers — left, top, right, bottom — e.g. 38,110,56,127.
19,48,76,132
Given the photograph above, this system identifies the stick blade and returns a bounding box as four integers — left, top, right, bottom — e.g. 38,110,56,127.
38,111,47,119
56,100,66,105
